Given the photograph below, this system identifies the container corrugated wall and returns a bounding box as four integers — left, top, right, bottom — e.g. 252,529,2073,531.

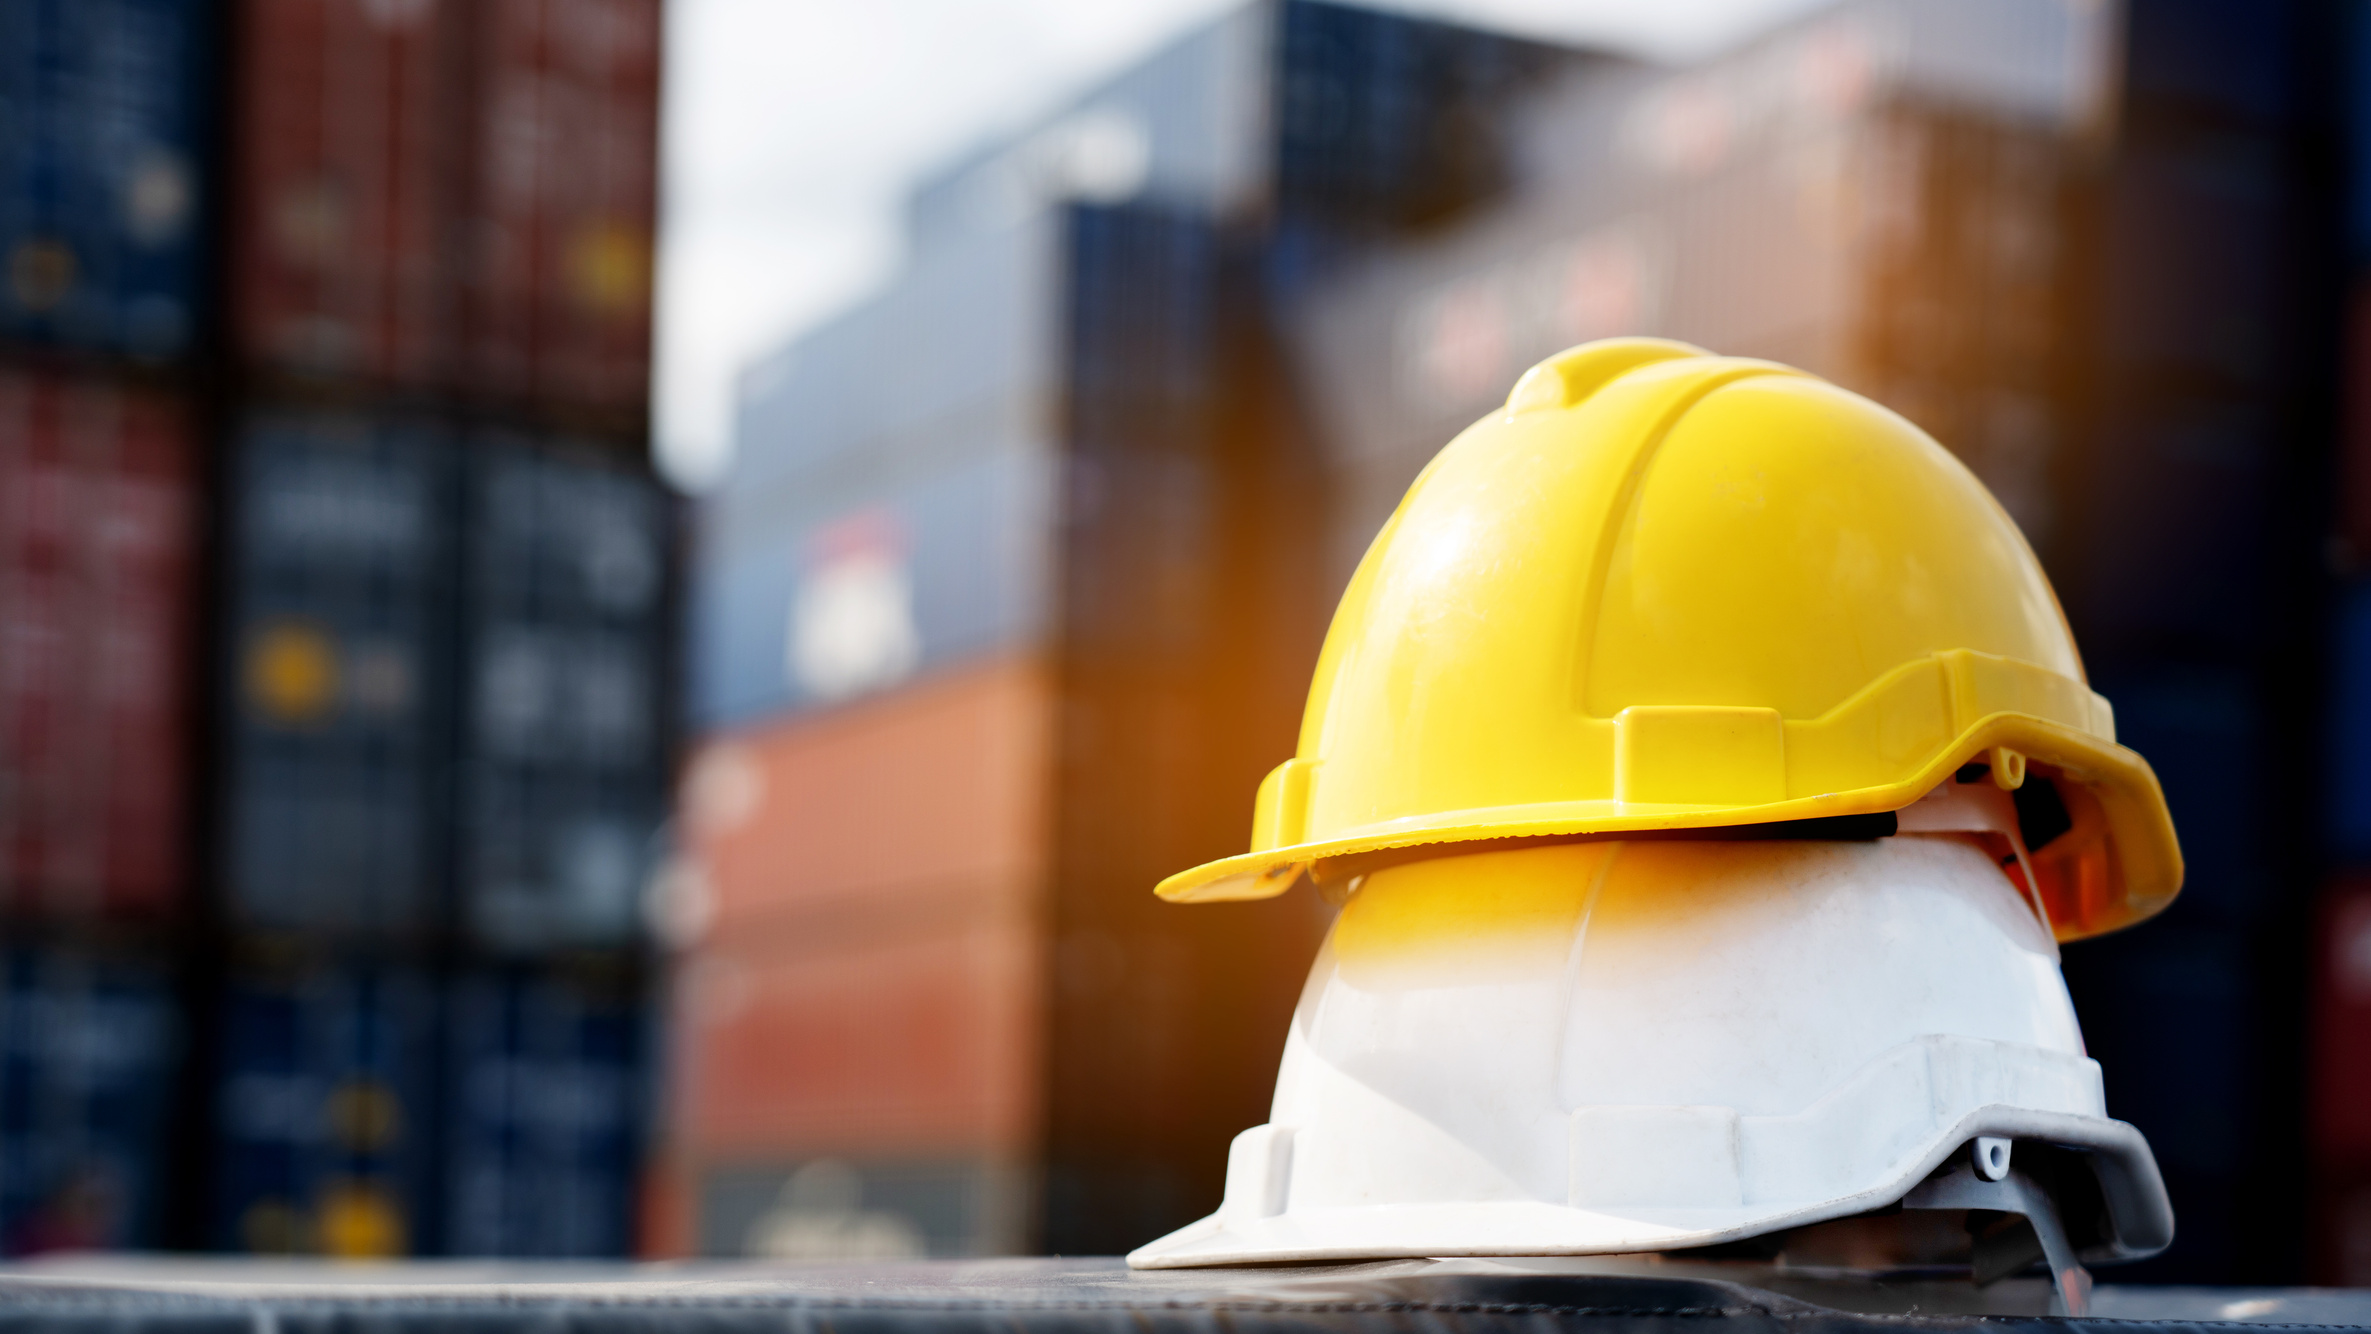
0,1,211,1257
212,415,671,1251
666,657,1053,1259
456,0,661,415
441,962,648,1258
231,0,660,415
210,963,438,1255
0,0,210,361
232,0,464,388
457,436,670,954
201,0,671,1261
220,411,455,941
695,211,1062,730
0,947,181,1251
0,369,196,920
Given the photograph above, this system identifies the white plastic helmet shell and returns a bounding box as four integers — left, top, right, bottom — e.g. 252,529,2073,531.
1128,831,2172,1268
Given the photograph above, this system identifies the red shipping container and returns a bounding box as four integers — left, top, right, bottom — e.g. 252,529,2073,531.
232,0,464,387
2342,282,2371,563
2310,878,2371,1283
2315,1166,2371,1286
459,0,659,412
0,369,196,918
2314,879,2371,1161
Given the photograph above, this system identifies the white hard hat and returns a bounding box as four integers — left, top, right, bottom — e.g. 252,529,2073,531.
1128,786,2172,1311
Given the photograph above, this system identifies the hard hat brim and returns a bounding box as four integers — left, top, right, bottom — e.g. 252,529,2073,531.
1157,712,2180,942
1127,1105,2171,1269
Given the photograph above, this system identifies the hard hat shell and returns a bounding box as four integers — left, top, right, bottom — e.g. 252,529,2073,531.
1160,339,2180,941
1129,833,2173,1268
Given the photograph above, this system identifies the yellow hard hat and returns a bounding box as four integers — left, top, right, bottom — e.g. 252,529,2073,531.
1163,338,2180,940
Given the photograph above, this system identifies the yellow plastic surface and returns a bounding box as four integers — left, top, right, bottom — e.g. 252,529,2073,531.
1159,339,2181,940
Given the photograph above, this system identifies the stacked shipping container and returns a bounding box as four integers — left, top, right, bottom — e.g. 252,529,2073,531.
232,0,461,389
233,0,658,417
1042,205,1322,1252
2055,0,2336,1284
443,961,648,1257
1287,0,2111,587
210,961,438,1254
210,409,452,1250
0,947,179,1252
203,0,669,1258
671,661,1052,1256
458,437,668,955
0,372,195,919
673,0,1578,1258
0,0,210,361
0,0,668,1257
456,0,659,416
223,413,453,941
0,0,209,1255
2317,0,2371,1287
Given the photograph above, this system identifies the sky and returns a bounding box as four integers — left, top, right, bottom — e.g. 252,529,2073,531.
653,0,1834,491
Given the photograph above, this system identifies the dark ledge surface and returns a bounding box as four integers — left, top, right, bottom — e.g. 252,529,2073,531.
0,1256,2365,1332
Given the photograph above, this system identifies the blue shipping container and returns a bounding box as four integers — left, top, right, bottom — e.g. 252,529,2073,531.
0,948,179,1253
211,965,437,1256
691,448,1055,730
442,967,645,1257
2332,579,2371,860
703,204,1060,732
0,0,207,359
222,412,455,938
458,439,670,953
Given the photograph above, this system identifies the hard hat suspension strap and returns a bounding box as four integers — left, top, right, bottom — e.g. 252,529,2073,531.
1904,1146,2094,1316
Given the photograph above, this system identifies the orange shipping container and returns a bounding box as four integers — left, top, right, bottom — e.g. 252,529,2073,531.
676,918,1041,1161
675,655,1053,936
656,657,1052,1257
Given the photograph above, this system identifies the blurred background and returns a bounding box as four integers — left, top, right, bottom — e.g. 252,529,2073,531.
0,0,2364,1287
